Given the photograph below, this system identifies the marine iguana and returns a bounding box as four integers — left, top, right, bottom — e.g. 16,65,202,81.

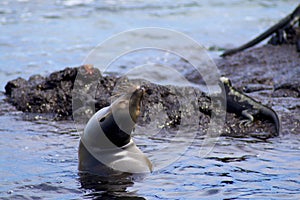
220,77,281,136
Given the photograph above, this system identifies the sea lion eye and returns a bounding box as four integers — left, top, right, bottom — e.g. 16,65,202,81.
98,110,110,123
99,117,105,122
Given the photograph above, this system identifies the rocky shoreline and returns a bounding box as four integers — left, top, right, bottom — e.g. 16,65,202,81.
4,44,300,137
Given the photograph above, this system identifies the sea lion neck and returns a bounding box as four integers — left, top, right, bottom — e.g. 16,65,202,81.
99,110,131,147
98,87,144,147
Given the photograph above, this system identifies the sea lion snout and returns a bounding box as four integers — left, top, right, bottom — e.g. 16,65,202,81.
129,86,145,123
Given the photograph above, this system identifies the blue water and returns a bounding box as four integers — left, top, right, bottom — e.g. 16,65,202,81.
0,0,297,89
1,93,300,199
0,0,300,199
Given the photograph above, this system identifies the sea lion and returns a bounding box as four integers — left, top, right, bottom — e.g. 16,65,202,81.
78,86,152,175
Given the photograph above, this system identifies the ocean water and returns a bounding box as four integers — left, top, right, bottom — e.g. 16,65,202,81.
1,92,300,199
0,0,300,199
0,0,298,89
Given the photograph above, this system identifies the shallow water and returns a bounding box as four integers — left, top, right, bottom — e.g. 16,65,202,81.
1,92,300,199
0,0,298,89
1,0,300,199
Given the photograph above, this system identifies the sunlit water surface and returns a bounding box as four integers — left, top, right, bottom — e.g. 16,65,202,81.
0,93,300,199
0,0,298,89
0,0,300,199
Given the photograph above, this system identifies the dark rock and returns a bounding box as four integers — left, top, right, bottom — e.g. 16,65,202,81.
5,66,80,119
5,77,28,96
4,43,300,137
4,65,185,127
273,81,300,98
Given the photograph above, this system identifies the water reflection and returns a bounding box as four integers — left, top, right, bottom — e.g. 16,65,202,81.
0,91,300,199
78,172,146,199
0,1,299,198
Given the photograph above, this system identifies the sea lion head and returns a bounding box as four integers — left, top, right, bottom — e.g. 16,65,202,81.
96,86,145,147
110,85,144,124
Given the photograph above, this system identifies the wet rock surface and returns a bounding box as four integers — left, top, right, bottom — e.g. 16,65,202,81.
5,65,186,128
4,44,300,137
